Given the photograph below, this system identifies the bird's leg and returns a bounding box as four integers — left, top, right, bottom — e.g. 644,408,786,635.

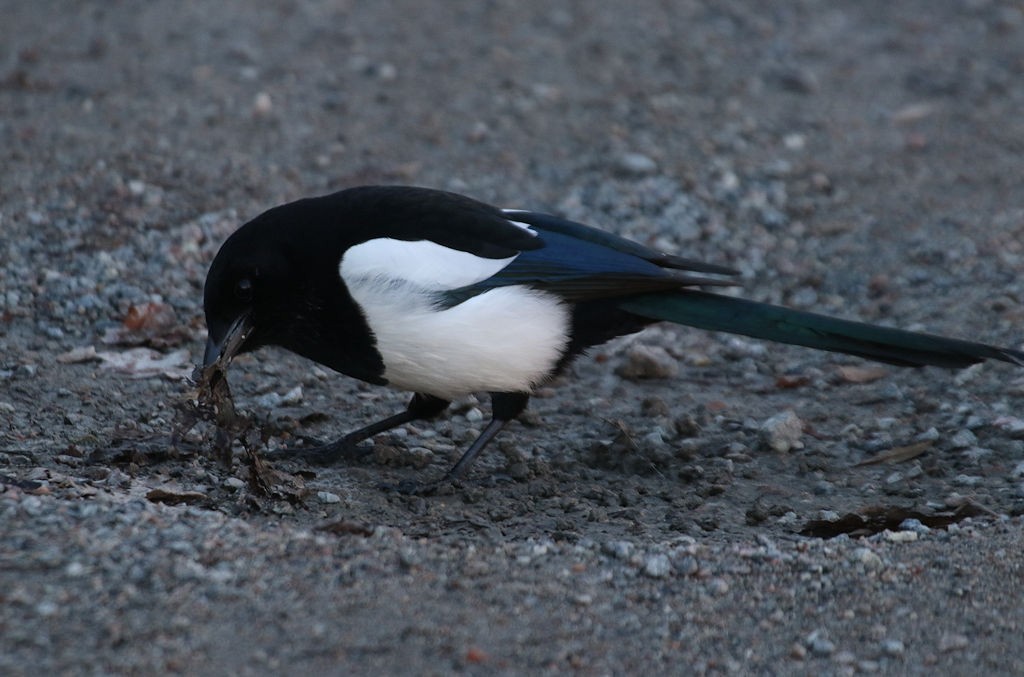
284,392,450,463
384,392,530,495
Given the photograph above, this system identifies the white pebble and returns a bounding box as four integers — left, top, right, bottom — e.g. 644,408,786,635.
223,477,246,491
852,547,883,569
253,92,273,115
1011,460,1024,478
615,152,658,176
949,429,977,449
898,518,930,534
805,630,835,656
760,410,804,453
35,600,59,617
279,385,303,406
643,553,671,578
884,530,918,543
602,540,635,560
65,561,87,577
880,639,905,656
939,633,969,653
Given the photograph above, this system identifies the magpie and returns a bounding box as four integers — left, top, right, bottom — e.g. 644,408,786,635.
203,185,1024,492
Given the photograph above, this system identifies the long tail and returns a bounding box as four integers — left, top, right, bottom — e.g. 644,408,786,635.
618,290,1024,369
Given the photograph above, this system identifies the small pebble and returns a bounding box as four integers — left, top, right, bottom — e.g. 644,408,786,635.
884,530,918,543
65,561,87,577
672,555,700,576
938,633,969,653
602,540,635,560
253,91,273,115
317,491,341,504
898,518,930,534
852,548,883,569
961,447,991,463
1011,460,1024,478
255,386,303,409
760,410,804,452
35,600,59,618
614,152,658,176
224,477,246,491
806,630,836,656
949,429,977,449
615,345,678,381
993,416,1024,438
880,639,905,656
814,480,836,495
642,553,671,578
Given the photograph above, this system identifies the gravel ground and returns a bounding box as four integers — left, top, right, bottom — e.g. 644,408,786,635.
3,1,1024,674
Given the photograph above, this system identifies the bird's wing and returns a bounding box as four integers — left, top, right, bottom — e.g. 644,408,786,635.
335,187,545,292
333,188,737,303
442,210,738,304
329,185,544,259
505,210,737,276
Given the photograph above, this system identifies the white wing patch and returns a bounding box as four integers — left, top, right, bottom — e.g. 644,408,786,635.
501,213,538,235
340,237,516,291
342,275,569,399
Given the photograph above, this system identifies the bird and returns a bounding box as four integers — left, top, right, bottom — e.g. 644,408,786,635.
202,185,1024,493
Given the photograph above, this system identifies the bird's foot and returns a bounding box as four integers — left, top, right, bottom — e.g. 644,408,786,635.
378,475,456,496
378,471,515,496
273,436,374,465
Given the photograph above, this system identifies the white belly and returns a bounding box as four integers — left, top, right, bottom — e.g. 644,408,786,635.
347,281,570,399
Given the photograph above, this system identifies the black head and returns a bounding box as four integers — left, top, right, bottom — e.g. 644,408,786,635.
202,192,387,383
202,207,304,366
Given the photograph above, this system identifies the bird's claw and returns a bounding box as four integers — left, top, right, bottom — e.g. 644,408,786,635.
274,437,374,465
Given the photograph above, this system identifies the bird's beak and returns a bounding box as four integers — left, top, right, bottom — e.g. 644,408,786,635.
203,314,254,368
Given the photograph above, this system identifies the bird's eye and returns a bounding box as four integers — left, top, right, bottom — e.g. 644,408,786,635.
235,278,254,302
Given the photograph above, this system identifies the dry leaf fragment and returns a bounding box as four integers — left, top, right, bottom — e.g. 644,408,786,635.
775,374,811,389
892,102,936,124
855,440,933,466
56,345,100,364
837,365,889,384
316,520,375,537
800,502,989,538
97,347,193,379
102,301,193,348
464,647,489,664
146,487,210,506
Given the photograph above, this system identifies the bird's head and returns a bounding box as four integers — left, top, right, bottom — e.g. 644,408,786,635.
202,211,305,369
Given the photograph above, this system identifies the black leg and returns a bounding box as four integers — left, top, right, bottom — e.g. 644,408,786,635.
384,392,530,494
282,393,450,463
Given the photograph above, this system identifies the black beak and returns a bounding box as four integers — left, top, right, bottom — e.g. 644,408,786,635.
203,314,254,368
